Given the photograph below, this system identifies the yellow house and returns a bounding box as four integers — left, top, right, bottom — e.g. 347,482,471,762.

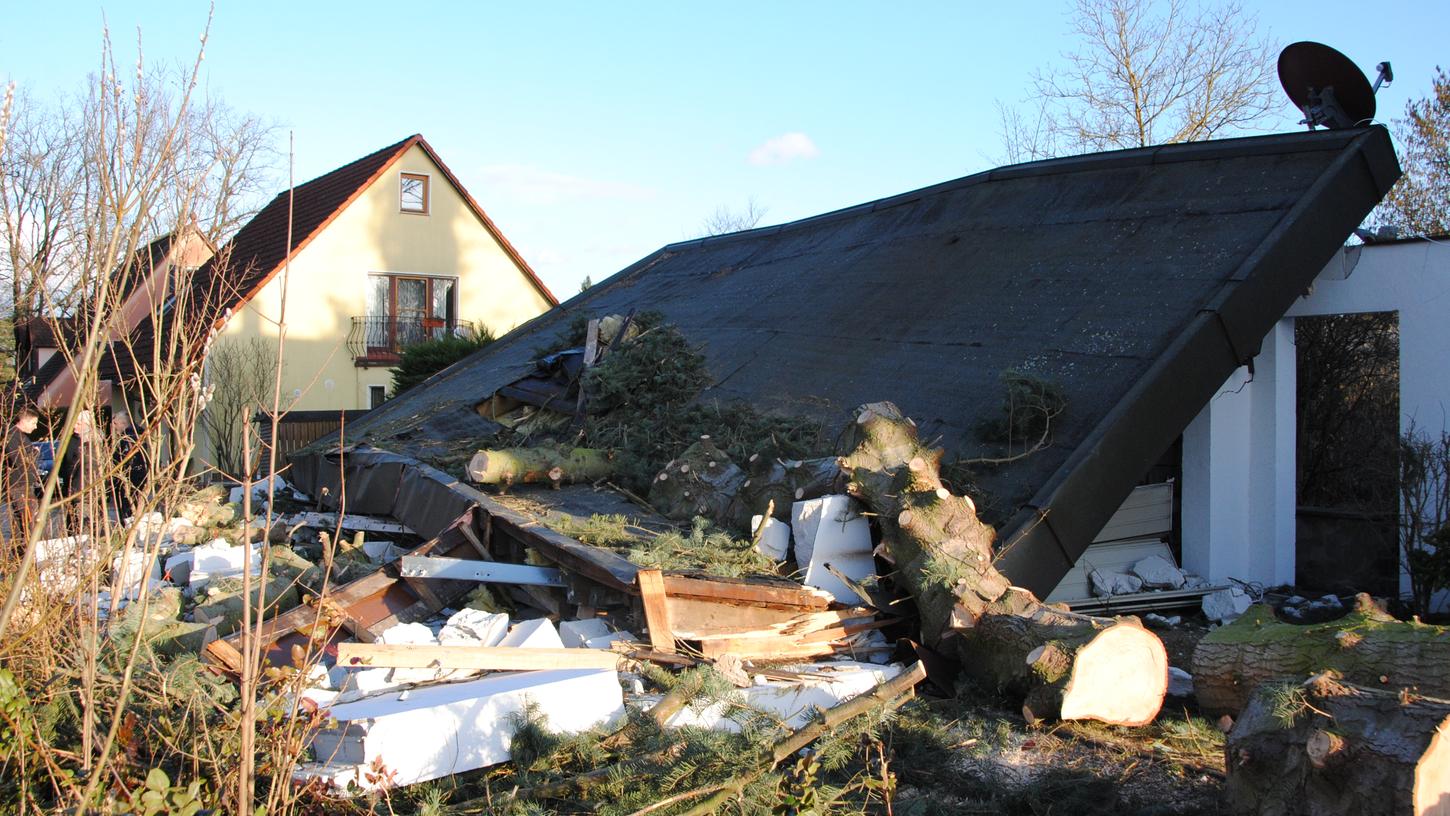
204,134,556,412
30,135,556,472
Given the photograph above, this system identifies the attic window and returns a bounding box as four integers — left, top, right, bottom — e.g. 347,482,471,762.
400,173,429,214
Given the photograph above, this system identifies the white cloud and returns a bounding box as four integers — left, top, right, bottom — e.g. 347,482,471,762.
747,132,820,166
478,164,656,206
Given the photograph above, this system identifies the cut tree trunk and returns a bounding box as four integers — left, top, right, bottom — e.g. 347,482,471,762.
467,446,613,490
1193,594,1450,717
1226,673,1450,815
650,436,838,530
838,402,1167,726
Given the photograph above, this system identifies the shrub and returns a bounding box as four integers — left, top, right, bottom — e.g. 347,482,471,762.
389,324,496,396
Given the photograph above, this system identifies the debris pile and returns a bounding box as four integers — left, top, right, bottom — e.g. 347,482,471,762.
77,313,1444,811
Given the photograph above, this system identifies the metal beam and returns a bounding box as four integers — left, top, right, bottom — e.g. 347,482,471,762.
399,555,564,586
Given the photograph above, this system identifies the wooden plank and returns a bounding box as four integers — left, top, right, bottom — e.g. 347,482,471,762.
664,596,809,639
399,555,565,586
637,568,675,654
459,518,491,559
696,638,842,660
661,574,833,610
203,637,245,673
334,643,621,671
218,567,400,653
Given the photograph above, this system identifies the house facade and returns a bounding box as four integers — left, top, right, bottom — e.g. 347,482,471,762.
1178,237,1450,603
26,134,557,471
214,135,556,413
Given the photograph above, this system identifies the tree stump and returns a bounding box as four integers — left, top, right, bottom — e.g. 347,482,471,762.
467,445,613,490
1226,673,1450,815
1193,595,1450,717
839,402,1167,726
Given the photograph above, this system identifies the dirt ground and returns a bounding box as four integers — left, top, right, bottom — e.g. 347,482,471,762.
884,614,1222,816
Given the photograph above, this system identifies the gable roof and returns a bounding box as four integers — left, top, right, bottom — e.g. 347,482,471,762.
68,134,556,392
321,126,1401,596
187,133,555,325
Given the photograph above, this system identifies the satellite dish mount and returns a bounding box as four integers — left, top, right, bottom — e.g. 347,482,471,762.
1278,42,1391,130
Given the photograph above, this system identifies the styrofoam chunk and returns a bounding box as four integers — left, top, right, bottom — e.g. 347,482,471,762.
663,661,904,733
499,618,565,649
189,539,261,588
1167,667,1194,697
792,495,874,603
559,618,613,648
111,548,162,600
299,668,624,790
1202,587,1253,624
751,515,790,561
361,539,404,565
438,609,509,646
1131,554,1186,589
377,622,437,645
583,631,639,650
803,553,875,605
791,494,854,566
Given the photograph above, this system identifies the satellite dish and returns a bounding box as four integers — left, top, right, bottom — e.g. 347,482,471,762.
1278,42,1387,130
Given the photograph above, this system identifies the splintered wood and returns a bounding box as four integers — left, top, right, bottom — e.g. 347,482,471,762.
654,574,881,660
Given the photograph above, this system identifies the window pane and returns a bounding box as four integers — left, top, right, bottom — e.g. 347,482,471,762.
401,175,427,212
431,279,454,321
397,279,426,315
367,276,388,317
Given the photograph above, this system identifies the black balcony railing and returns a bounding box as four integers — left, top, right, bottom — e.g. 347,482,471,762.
347,315,465,363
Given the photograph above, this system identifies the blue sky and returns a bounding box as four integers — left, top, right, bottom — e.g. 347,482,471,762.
4,2,1446,299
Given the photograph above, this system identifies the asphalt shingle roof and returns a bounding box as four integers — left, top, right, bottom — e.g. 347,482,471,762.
325,127,1400,594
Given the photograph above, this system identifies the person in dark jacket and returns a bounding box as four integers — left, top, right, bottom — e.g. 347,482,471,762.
3,406,42,548
59,410,105,529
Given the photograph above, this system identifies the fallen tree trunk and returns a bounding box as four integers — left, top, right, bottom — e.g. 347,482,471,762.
1226,673,1450,815
1192,594,1450,717
838,402,1167,726
468,446,613,489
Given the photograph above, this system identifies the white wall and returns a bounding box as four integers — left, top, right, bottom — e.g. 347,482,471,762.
1180,322,1297,586
1179,239,1450,592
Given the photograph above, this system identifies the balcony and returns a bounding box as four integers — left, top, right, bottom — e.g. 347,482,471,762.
347,315,466,365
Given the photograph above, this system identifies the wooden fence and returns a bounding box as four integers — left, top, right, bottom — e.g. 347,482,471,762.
252,410,370,473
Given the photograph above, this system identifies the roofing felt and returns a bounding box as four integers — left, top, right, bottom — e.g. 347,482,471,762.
317,127,1400,596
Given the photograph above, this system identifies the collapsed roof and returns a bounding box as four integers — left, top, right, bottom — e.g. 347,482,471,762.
325,127,1399,596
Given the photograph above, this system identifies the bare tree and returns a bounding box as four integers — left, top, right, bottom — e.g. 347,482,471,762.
698,196,768,236
197,336,280,477
0,70,277,323
1376,67,1450,237
1000,0,1279,161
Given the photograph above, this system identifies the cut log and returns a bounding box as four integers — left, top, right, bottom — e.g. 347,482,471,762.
1192,594,1450,717
1226,673,1450,815
467,446,613,489
649,436,840,530
838,401,1167,726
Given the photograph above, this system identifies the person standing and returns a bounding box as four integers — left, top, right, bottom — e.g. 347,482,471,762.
59,410,105,528
3,407,42,548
